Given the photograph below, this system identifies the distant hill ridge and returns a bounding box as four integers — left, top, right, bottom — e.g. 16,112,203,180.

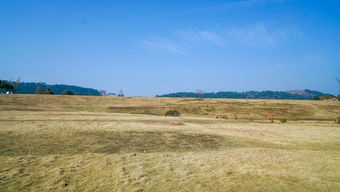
15,82,101,96
157,89,328,100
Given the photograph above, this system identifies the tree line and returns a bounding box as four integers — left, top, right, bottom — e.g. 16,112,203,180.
0,79,101,96
0,79,20,94
157,89,337,100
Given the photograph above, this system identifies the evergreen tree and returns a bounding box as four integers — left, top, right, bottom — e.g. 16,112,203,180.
63,90,74,95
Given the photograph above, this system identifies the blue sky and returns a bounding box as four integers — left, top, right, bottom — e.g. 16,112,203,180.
1,0,340,96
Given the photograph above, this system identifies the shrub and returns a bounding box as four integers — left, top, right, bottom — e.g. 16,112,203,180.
336,117,340,124
42,88,54,94
63,90,74,95
205,107,215,112
165,110,180,117
280,118,287,123
269,117,274,123
319,95,335,100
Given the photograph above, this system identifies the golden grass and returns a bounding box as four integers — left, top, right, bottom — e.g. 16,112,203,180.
1,94,339,121
0,94,340,191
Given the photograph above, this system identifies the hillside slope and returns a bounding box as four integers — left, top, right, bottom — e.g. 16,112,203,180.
1,94,339,122
0,94,340,192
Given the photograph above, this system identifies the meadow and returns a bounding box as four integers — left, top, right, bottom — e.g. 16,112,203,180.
0,94,339,192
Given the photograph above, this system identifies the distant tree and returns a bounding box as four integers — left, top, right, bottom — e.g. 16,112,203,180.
1,81,14,93
5,81,100,95
35,86,42,94
196,89,205,98
13,77,21,93
337,71,340,95
63,89,74,95
118,89,124,97
314,96,320,100
0,80,4,93
42,88,54,94
6,83,14,92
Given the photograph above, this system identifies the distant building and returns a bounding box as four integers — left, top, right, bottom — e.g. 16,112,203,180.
318,95,337,101
99,90,121,97
99,90,108,96
326,98,338,101
107,93,117,97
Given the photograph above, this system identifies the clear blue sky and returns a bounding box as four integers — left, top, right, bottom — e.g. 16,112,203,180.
1,0,339,96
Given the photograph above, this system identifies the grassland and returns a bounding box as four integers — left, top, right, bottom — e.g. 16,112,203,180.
0,94,340,192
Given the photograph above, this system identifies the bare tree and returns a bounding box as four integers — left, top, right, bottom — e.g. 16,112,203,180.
196,89,205,98
35,86,42,94
337,71,340,96
14,77,21,93
118,89,124,97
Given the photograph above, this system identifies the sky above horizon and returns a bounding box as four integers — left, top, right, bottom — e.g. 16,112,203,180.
1,0,340,96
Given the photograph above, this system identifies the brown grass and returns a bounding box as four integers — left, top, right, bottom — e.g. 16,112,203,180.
0,95,340,191
1,94,339,121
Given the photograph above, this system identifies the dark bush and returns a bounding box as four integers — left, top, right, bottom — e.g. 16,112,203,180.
63,90,74,95
165,110,180,117
336,117,340,124
280,118,287,123
42,88,54,94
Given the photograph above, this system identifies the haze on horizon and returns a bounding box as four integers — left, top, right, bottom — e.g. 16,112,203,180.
1,0,340,96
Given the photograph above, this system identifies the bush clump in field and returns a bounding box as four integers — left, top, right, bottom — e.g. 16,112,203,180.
269,117,274,123
165,110,180,117
280,118,287,123
233,114,238,120
336,117,340,124
63,89,74,95
36,87,54,94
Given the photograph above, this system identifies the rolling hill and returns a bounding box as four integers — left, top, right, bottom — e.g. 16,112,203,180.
158,89,328,100
14,82,101,96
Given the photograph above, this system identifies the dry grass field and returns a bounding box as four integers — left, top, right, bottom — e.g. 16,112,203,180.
0,94,340,192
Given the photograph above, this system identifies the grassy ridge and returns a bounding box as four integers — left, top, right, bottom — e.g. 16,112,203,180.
0,94,339,121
